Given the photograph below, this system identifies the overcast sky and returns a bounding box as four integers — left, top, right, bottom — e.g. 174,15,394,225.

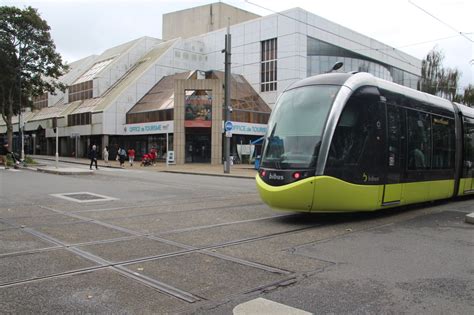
3,0,473,90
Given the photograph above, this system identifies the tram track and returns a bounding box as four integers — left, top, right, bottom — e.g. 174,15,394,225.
0,194,264,233
2,191,260,217
2,198,429,308
0,208,319,302
5,187,404,306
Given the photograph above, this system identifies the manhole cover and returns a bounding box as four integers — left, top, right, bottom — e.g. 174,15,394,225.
66,193,107,201
50,192,117,203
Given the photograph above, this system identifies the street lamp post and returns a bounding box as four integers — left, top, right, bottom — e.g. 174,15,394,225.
55,118,59,168
20,111,25,161
223,24,232,174
18,46,25,162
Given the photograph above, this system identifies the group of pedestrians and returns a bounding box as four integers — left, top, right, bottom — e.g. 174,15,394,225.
90,144,137,169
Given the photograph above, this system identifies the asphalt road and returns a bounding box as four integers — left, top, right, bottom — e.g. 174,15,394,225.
0,164,473,314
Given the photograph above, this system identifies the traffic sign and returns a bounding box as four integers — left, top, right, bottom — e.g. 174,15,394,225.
224,121,233,132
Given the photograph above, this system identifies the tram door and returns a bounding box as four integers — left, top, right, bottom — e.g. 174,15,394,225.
383,105,403,205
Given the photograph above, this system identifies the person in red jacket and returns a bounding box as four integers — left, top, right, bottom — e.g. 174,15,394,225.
149,147,157,165
128,148,135,166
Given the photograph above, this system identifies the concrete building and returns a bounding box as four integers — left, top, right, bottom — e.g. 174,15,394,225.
162,2,259,40
1,2,421,165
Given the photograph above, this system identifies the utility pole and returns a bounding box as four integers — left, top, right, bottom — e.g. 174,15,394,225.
55,118,59,169
20,111,25,161
19,47,25,162
223,24,232,173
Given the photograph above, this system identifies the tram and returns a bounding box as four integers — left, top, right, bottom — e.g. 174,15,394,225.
256,72,474,212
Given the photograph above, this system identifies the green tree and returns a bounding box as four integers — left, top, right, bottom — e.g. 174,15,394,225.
458,85,474,106
418,47,460,101
0,6,67,147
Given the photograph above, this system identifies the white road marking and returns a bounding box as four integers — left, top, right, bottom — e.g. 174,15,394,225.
233,298,312,315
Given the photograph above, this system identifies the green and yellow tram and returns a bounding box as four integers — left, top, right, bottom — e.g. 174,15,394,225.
256,72,474,212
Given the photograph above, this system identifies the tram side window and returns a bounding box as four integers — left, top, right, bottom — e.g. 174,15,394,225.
463,119,474,175
407,110,431,170
432,116,455,169
325,86,385,184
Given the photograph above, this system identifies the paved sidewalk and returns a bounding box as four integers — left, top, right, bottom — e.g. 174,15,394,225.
30,155,257,178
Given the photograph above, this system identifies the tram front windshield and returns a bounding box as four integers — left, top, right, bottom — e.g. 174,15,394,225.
261,85,340,169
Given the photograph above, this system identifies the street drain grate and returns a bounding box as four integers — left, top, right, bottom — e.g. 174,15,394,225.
50,192,118,203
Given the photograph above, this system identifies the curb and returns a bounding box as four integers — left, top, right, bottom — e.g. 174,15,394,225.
36,167,94,175
32,156,256,179
33,156,122,169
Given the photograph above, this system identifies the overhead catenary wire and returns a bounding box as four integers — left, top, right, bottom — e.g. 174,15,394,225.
408,0,473,43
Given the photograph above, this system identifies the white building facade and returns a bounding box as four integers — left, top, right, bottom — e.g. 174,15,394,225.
1,2,421,162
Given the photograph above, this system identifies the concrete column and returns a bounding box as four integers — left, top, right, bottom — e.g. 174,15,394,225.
211,80,223,165
174,80,186,165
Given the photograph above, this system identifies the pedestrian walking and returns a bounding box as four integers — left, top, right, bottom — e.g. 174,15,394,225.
118,146,126,168
150,147,157,165
89,144,99,170
128,147,135,166
103,146,109,166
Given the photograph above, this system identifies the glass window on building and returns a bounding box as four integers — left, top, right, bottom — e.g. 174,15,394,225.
261,38,277,92
306,36,418,89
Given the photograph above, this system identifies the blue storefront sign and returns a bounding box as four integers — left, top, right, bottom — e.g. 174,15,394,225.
225,121,233,131
221,121,267,136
